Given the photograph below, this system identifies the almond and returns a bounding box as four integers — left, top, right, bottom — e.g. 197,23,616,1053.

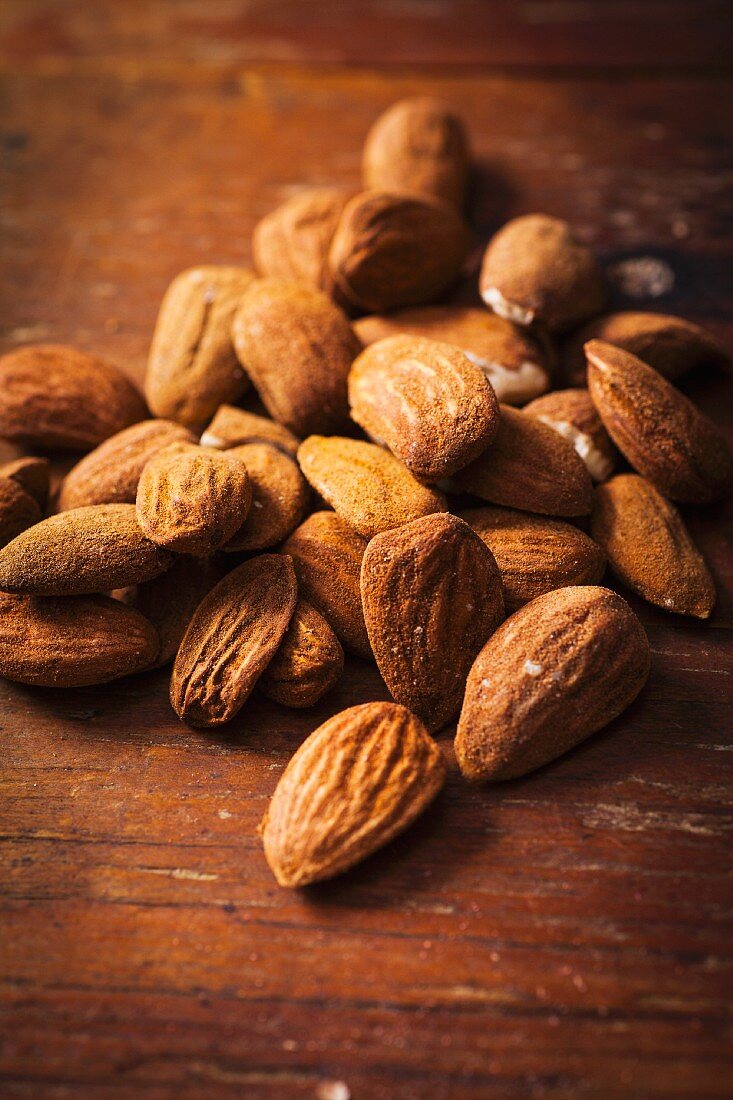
260,701,446,886
252,188,349,291
200,405,299,457
0,344,147,451
136,442,252,555
361,514,504,730
453,405,593,516
591,474,715,619
223,443,309,552
0,504,174,595
354,306,551,405
0,592,159,687
170,554,297,727
523,388,616,482
0,438,25,464
59,419,195,511
130,554,228,667
328,191,470,314
455,585,650,782
259,599,344,708
362,97,469,208
348,335,499,481
0,477,42,549
282,511,371,659
145,265,256,429
479,214,606,332
232,280,360,437
297,436,448,538
460,505,606,611
586,339,733,503
0,456,50,509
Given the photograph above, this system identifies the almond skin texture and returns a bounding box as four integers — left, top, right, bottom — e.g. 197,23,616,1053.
0,477,42,548
455,585,651,782
259,599,344,708
232,280,360,437
0,592,159,687
0,504,174,595
460,505,606,611
59,419,196,511
0,456,50,509
200,405,299,457
362,97,469,208
136,442,252,555
260,701,446,887
586,340,733,503
145,265,255,429
354,306,551,405
480,214,606,333
453,405,593,516
328,191,470,314
348,335,499,482
591,474,715,619
523,388,616,482
298,436,448,538
282,511,371,659
362,514,504,730
252,188,349,291
223,443,309,552
171,554,297,727
0,344,147,451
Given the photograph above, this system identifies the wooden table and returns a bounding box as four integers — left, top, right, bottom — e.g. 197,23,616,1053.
1,4,732,1097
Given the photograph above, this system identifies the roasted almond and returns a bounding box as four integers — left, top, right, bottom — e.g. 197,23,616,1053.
0,344,147,451
260,701,446,886
361,513,504,730
145,265,256,428
130,554,228,667
348,335,499,481
591,474,715,619
297,435,448,538
200,404,299,457
223,443,309,552
252,188,349,291
586,339,733,503
259,599,344,708
523,388,616,482
0,476,42,549
170,554,297,726
0,456,50,509
453,405,593,516
455,585,650,782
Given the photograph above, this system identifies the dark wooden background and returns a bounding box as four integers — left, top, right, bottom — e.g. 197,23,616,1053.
1,3,732,1097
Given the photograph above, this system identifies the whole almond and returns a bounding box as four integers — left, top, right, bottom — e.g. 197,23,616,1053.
170,554,297,726
0,592,159,687
260,701,446,887
282,511,371,659
480,214,606,332
200,405,299,457
591,474,715,619
224,443,309,552
586,339,733,503
455,586,650,782
0,477,42,549
328,191,470,314
130,554,228,667
362,514,504,730
59,419,195,511
348,335,499,481
0,456,50,509
136,442,252,555
523,388,616,482
297,436,448,538
0,504,174,595
362,97,469,208
232,280,360,437
259,599,344,708
354,306,551,405
252,188,349,291
0,344,147,451
145,265,256,428
453,405,593,516
460,505,606,611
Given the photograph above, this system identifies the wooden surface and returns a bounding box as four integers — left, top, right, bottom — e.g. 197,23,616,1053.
1,4,732,1098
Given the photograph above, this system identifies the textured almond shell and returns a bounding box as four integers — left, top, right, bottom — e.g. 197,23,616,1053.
252,188,348,291
200,405,299,456
0,476,42,549
131,554,228,667
261,701,446,886
523,388,616,482
259,599,344,708
224,443,309,552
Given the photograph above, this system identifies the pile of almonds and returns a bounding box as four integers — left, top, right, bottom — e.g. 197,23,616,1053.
1,97,730,888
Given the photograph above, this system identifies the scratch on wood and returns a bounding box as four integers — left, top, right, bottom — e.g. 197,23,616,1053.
582,803,730,836
134,866,219,882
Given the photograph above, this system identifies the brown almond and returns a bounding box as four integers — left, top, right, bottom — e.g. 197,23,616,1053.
455,586,650,782
591,474,715,619
200,405,299,456
523,388,616,482
0,456,50,509
0,477,42,549
224,443,309,553
252,188,349,291
586,339,732,503
0,438,25,464
170,554,297,727
259,599,344,708
260,702,446,887
361,514,504,730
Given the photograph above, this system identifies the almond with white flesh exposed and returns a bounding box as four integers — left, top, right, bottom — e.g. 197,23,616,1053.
253,188,349,291
586,339,733,503
591,474,715,619
361,514,504,730
523,388,616,481
0,477,42,549
131,554,228,668
455,585,650,782
224,443,309,552
260,701,446,887
259,599,344,708
348,335,499,481
200,405,299,457
0,456,50,509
